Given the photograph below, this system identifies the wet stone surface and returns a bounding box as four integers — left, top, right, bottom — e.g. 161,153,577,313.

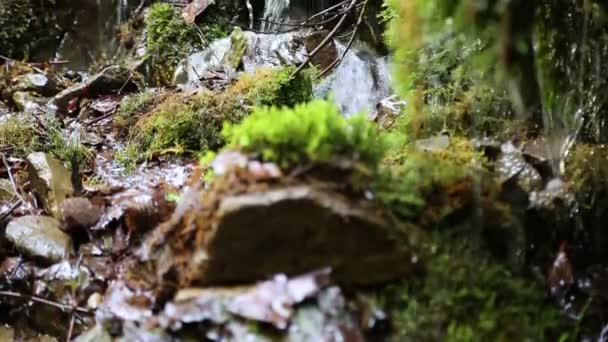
5,215,72,263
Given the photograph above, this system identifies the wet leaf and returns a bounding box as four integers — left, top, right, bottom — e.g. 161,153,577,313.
96,281,154,323
547,242,574,295
228,268,332,329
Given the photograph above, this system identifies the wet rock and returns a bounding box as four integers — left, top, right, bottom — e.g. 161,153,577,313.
415,134,450,153
60,197,104,235
96,280,155,323
158,181,420,287
73,324,112,342
5,215,72,263
369,95,404,130
224,27,247,70
36,260,96,307
174,31,307,86
495,142,543,192
11,73,59,96
12,91,46,114
304,30,338,71
48,65,137,114
157,270,362,340
27,152,74,218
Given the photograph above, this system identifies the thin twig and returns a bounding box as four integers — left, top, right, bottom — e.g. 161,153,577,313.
1,153,27,205
316,0,368,79
66,313,76,342
0,290,92,314
0,201,21,222
291,0,358,78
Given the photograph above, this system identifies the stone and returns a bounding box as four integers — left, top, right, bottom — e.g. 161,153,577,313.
158,183,421,287
11,91,46,114
73,325,112,342
174,31,307,86
11,73,59,96
48,65,136,114
223,27,247,70
26,152,74,219
5,215,72,262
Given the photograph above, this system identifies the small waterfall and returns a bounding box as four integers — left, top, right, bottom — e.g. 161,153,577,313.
315,42,392,117
261,0,291,32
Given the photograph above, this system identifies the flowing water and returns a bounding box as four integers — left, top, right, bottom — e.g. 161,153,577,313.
261,0,291,32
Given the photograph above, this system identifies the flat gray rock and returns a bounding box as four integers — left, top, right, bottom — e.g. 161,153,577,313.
6,215,72,262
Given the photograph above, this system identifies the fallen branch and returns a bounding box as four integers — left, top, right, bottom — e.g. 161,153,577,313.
316,0,369,79
1,153,27,206
291,0,358,78
0,290,92,315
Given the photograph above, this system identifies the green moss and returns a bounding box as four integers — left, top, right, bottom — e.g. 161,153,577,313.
46,121,93,169
145,3,228,85
0,117,42,156
223,99,389,169
114,91,160,134
119,67,312,167
375,137,486,222
385,237,569,341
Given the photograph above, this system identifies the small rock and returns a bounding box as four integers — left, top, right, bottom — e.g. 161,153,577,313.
12,91,46,114
11,73,58,96
415,134,450,153
48,65,136,114
5,215,72,262
223,27,247,70
60,197,104,234
27,152,74,218
73,324,112,342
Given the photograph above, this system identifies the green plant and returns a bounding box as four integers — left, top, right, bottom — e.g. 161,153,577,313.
114,91,158,133
386,236,569,341
223,99,390,169
46,121,93,168
118,67,312,168
145,3,227,85
0,116,42,156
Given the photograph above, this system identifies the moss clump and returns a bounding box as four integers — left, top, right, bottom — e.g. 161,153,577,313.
119,67,312,167
145,3,227,85
223,99,389,169
46,121,93,169
375,137,487,222
0,117,42,156
114,91,163,135
385,237,568,341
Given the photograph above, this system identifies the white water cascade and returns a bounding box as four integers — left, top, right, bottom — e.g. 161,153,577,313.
261,0,291,32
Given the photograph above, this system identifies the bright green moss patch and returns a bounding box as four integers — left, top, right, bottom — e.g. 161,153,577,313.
385,237,568,341
119,67,312,167
145,3,228,85
223,99,389,169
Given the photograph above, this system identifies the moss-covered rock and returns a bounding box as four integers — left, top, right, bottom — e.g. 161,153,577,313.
117,67,312,168
145,3,228,86
384,236,569,341
223,99,388,169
